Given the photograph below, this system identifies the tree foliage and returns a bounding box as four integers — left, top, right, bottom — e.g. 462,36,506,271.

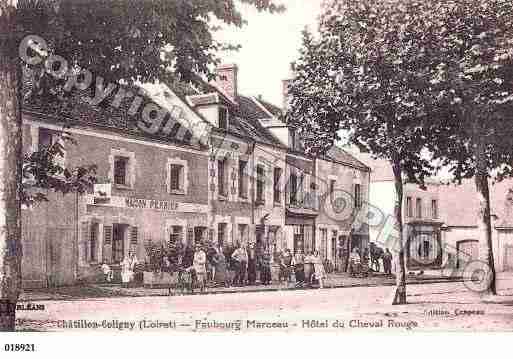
288,0,439,185
8,0,285,205
21,130,97,205
420,0,513,182
12,0,284,86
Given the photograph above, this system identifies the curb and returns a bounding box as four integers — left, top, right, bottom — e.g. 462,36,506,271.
19,277,464,302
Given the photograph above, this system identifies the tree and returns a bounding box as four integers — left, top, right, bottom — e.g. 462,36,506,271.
421,0,513,296
0,0,284,331
287,0,441,304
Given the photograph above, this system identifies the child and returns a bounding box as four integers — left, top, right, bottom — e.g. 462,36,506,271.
101,262,113,282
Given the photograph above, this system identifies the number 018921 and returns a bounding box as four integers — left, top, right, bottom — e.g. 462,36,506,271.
4,344,35,352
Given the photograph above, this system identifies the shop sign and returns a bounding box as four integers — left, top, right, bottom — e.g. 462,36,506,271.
125,197,179,211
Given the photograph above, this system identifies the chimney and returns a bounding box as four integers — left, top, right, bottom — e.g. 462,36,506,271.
216,64,238,101
282,78,293,111
282,62,296,110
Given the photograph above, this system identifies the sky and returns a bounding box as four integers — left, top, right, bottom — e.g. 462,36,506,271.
215,0,323,107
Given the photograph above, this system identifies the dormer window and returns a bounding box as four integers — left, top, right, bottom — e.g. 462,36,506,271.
219,107,229,130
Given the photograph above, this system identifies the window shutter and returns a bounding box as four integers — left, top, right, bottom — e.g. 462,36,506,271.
130,226,138,245
81,222,90,262
103,225,113,263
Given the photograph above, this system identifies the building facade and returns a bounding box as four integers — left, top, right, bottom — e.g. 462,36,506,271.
20,63,370,288
354,153,443,272
438,179,513,274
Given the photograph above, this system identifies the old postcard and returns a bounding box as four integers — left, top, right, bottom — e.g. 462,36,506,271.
2,1,513,350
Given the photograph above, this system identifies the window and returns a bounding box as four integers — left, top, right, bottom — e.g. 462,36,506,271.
256,165,265,204
320,228,328,260
354,183,362,210
169,164,184,192
38,128,54,150
406,197,413,217
299,173,305,205
416,198,422,218
218,223,227,247
38,128,66,170
273,168,282,204
218,159,227,197
114,156,129,186
167,158,188,194
238,224,248,246
431,199,438,219
290,172,298,205
169,226,183,244
238,160,248,198
89,223,98,262
218,107,229,130
331,230,338,261
329,179,336,202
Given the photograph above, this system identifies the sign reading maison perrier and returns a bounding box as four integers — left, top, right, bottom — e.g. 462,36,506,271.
125,197,179,212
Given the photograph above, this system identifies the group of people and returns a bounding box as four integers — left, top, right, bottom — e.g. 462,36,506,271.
173,242,273,290
100,242,394,290
278,249,327,289
179,243,328,289
101,251,139,286
350,244,393,277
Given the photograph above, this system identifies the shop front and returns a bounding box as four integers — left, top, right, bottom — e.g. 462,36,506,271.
78,193,209,282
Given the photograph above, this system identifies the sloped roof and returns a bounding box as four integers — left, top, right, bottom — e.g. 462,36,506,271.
258,98,284,118
438,179,513,228
185,79,285,147
325,147,371,172
23,80,208,150
352,152,395,181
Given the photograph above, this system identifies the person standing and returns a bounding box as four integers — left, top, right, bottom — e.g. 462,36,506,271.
279,249,293,284
312,251,326,289
183,244,194,268
231,244,248,286
349,248,361,277
260,248,272,285
120,255,131,288
383,248,393,276
304,251,315,286
247,243,257,285
128,251,139,282
293,250,305,287
193,245,207,292
213,246,229,287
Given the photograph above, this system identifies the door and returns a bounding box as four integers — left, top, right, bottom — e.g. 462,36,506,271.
293,225,304,254
457,240,479,269
112,224,126,263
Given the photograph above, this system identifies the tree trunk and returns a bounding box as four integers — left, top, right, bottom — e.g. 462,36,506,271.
474,167,497,295
470,116,497,296
391,158,407,305
0,2,22,332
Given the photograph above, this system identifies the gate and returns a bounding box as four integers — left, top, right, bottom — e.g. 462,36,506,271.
22,224,76,288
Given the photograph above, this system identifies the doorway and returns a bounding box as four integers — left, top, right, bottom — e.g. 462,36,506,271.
112,224,127,263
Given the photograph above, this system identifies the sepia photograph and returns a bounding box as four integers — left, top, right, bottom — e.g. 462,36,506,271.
1,0,513,353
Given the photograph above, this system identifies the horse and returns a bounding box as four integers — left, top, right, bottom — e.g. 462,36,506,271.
369,243,384,272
